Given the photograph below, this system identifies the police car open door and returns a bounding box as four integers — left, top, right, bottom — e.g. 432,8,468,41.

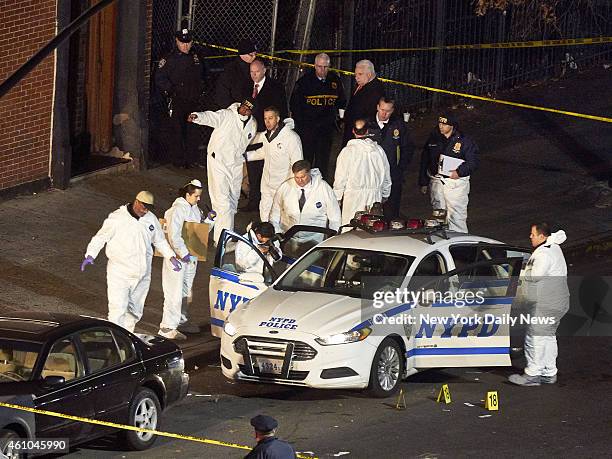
407,255,523,369
209,226,336,337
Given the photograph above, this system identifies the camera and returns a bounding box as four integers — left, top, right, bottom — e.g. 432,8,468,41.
259,240,282,262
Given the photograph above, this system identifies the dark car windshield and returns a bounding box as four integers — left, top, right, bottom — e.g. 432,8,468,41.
0,341,41,382
274,248,414,299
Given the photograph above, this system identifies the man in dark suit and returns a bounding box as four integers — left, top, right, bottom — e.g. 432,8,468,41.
342,59,385,146
368,96,414,219
214,38,257,109
243,59,288,212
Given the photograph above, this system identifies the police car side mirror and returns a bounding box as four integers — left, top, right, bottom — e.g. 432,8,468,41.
239,272,265,284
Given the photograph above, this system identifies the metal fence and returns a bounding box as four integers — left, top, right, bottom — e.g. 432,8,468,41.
148,0,612,162
350,0,612,113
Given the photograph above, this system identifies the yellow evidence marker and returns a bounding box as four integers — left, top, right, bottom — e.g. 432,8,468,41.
485,391,499,411
436,384,452,404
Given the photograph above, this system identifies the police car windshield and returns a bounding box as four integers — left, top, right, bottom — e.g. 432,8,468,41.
275,248,414,299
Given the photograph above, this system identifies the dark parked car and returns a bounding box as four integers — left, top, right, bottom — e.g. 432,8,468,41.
0,313,189,457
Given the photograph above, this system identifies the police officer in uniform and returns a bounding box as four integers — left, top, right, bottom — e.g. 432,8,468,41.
290,53,346,180
418,113,479,233
155,29,205,168
368,96,414,219
245,414,296,459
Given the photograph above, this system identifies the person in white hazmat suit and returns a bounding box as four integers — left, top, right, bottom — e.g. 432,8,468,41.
81,191,182,333
246,106,303,222
269,160,341,247
188,98,258,245
235,222,282,275
159,179,217,340
509,223,570,386
334,119,392,226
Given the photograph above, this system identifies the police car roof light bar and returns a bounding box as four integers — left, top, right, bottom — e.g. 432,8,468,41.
349,218,448,240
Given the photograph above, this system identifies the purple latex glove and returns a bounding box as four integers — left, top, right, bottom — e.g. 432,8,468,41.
80,255,94,272
182,253,196,263
170,257,182,272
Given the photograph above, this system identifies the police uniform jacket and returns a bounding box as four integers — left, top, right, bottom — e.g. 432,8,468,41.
215,58,252,109
244,436,297,459
418,128,479,187
290,70,346,128
155,48,204,104
368,116,414,182
343,77,385,144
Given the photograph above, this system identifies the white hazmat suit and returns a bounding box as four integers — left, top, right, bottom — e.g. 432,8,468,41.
429,176,470,233
247,118,303,222
334,138,392,225
85,205,176,332
269,168,341,244
235,229,283,274
160,197,214,331
522,230,570,378
190,103,257,245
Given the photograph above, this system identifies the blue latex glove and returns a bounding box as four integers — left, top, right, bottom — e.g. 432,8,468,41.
80,255,94,272
182,253,197,263
170,257,182,272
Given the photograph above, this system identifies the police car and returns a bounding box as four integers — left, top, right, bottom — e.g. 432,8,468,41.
215,217,531,397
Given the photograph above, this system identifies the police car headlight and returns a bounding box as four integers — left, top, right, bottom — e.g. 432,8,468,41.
224,322,237,337
315,327,371,346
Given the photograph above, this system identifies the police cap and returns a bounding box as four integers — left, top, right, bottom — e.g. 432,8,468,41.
438,113,458,127
175,28,193,43
237,39,257,55
250,414,278,433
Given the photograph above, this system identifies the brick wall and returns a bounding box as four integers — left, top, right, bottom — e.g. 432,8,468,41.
0,0,57,191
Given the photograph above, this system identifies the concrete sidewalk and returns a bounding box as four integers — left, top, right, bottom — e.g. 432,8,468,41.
0,66,610,354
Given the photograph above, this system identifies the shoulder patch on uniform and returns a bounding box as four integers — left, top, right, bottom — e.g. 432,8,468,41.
149,224,154,231
158,58,166,68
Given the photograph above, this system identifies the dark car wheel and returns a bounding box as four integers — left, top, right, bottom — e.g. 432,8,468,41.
0,429,25,459
122,387,162,450
367,338,405,398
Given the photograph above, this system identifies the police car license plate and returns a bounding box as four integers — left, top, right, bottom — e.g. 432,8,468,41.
255,357,283,374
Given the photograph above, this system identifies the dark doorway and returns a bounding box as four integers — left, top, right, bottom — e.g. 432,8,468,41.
67,0,129,177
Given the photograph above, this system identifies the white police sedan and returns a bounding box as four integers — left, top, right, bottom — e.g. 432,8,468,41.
217,220,531,397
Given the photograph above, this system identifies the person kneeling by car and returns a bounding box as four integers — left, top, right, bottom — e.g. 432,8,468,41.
236,221,282,275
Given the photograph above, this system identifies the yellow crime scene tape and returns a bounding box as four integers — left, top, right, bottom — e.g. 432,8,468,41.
196,41,612,124
0,401,318,459
276,36,612,54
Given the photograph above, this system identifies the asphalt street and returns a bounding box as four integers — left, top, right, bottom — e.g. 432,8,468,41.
2,66,611,458
51,247,612,459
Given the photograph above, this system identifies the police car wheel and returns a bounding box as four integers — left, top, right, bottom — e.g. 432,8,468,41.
122,387,161,450
367,338,404,398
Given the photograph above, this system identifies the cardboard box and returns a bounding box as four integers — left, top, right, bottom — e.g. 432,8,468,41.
154,218,210,261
